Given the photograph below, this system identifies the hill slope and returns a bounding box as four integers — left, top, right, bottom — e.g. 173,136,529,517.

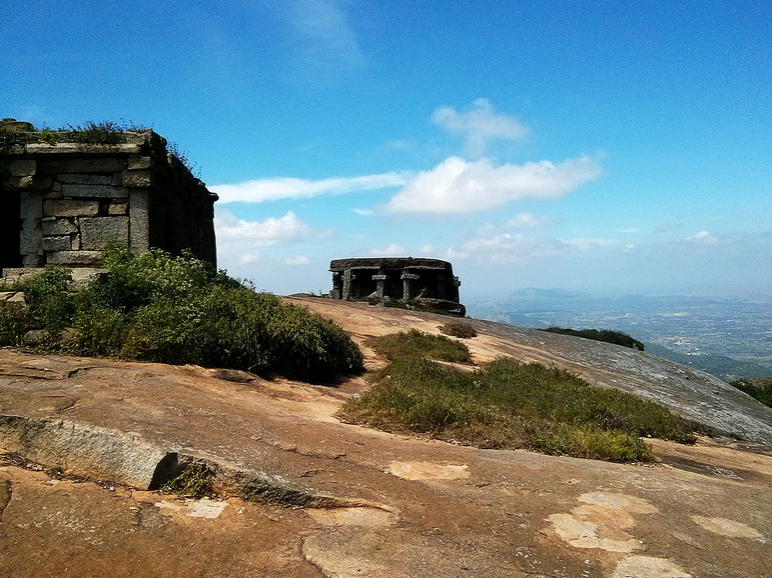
1,297,771,578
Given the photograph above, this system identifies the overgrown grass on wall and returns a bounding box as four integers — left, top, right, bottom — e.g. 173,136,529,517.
0,249,363,381
340,331,707,462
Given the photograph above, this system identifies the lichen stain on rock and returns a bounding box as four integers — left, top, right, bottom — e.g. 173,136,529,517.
545,492,658,552
386,461,470,481
690,515,764,539
545,512,642,552
612,555,692,578
306,506,397,527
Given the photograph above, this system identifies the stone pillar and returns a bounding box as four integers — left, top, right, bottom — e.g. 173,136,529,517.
330,272,340,299
372,273,388,299
19,192,44,267
342,270,354,300
129,188,150,254
401,272,420,300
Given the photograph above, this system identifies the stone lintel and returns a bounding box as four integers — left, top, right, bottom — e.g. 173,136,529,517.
57,173,114,185
46,251,102,266
24,143,143,155
60,184,128,199
401,273,420,280
44,199,100,217
371,274,388,281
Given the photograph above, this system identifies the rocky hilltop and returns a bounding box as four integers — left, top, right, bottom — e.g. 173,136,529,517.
1,297,771,577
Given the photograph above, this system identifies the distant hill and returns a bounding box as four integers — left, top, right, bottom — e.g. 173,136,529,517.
466,288,772,382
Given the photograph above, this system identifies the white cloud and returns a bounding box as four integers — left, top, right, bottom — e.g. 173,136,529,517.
446,228,614,265
432,98,527,157
369,243,406,256
419,245,434,254
560,237,615,251
382,156,601,215
686,230,720,245
284,255,311,266
507,213,554,228
215,210,315,246
213,172,409,204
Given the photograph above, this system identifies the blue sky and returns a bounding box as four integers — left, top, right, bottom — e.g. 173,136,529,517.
3,1,770,298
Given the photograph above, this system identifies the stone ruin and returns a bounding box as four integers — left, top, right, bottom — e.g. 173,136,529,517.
330,257,465,316
0,118,217,284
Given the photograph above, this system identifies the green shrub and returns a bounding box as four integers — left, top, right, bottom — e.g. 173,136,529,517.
730,378,772,408
543,327,645,351
341,345,708,462
369,329,471,363
439,320,477,339
0,304,28,346
18,268,76,337
2,248,363,381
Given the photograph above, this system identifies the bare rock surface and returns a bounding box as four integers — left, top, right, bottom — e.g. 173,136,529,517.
0,297,770,577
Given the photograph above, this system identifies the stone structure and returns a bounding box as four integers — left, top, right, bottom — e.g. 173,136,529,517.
330,257,464,316
0,118,217,280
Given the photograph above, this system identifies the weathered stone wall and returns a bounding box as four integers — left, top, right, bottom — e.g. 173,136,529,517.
0,121,217,276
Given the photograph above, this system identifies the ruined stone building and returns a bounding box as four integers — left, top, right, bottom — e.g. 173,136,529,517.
0,118,217,281
330,257,465,316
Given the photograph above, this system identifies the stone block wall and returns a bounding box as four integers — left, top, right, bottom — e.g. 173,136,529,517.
0,120,217,275
330,257,464,316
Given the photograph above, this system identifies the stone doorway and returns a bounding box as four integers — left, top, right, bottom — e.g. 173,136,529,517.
0,189,23,271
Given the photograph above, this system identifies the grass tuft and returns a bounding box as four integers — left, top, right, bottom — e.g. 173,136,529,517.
440,320,477,339
341,334,708,462
369,329,471,363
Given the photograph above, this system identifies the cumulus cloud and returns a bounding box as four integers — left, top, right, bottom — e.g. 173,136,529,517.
432,98,527,157
382,156,600,215
369,244,406,256
686,230,720,245
215,210,316,246
213,172,409,204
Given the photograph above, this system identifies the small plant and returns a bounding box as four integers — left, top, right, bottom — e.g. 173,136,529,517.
37,128,60,145
167,141,202,178
161,460,215,498
440,321,477,339
60,121,127,144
